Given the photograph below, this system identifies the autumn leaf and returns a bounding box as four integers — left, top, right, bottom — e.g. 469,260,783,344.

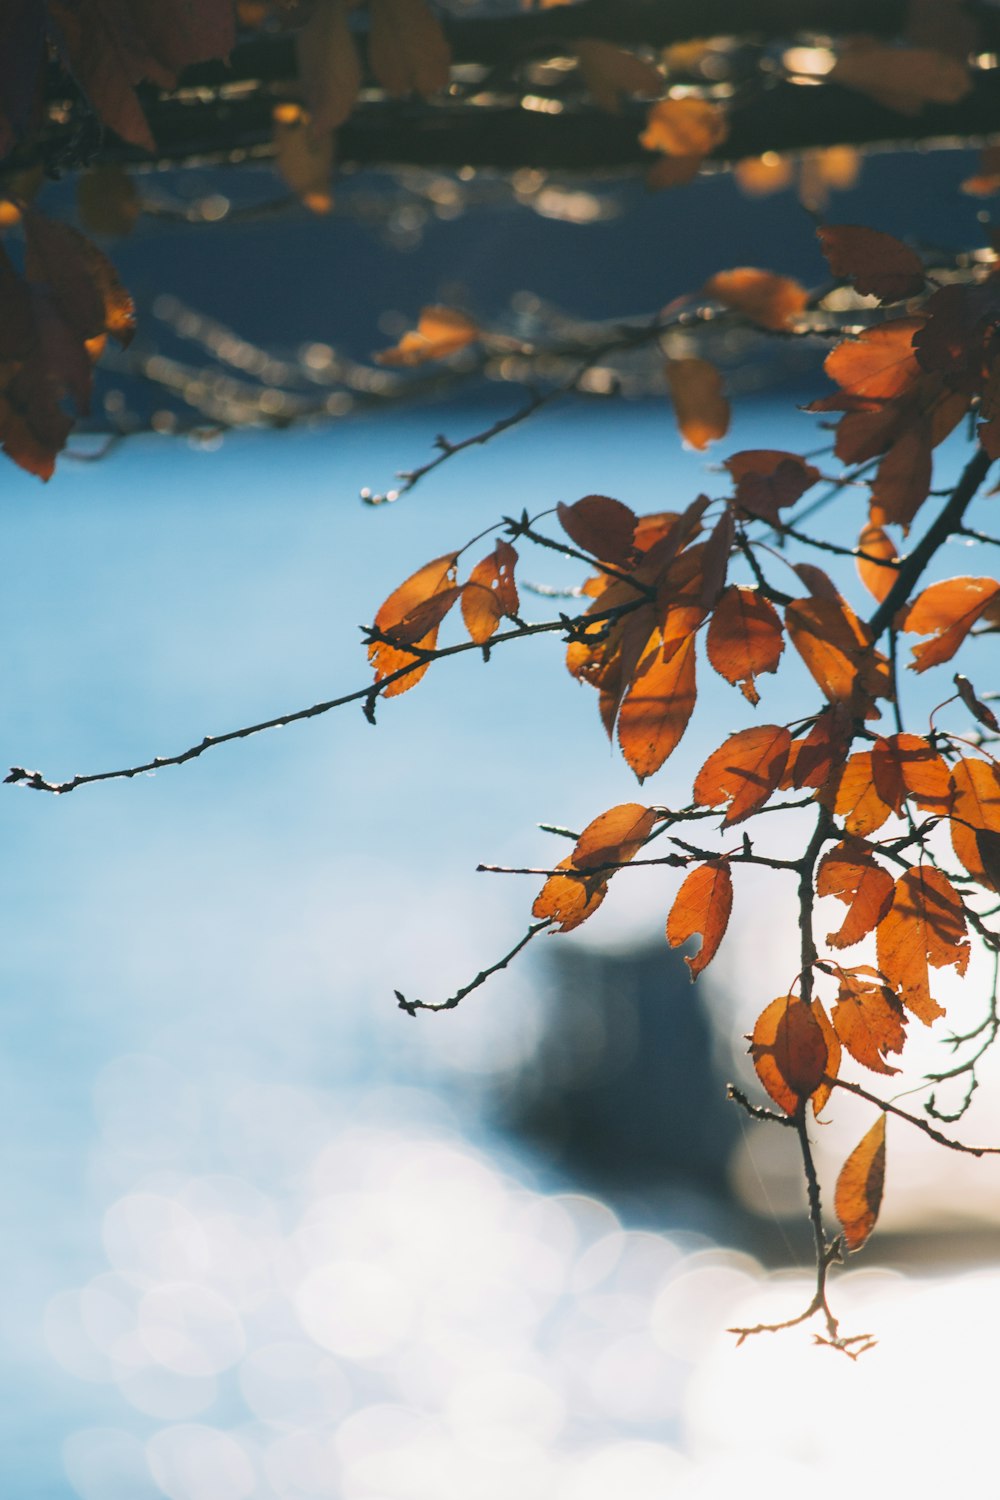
870,733,952,817
817,840,895,949
702,268,809,331
617,631,697,781
832,968,907,1075
693,724,791,825
368,0,451,99
856,524,899,603
640,96,727,186
575,40,662,113
835,1115,887,1252
572,802,657,869
785,595,890,709
725,450,820,524
822,317,924,405
296,0,362,135
460,540,518,644
955,674,1000,734
950,755,1000,889
902,576,1000,671
823,751,893,837
706,585,784,705
830,42,970,115
664,358,729,450
23,209,135,348
273,103,334,213
368,550,459,694
376,306,479,366
781,706,853,792
869,423,932,532
750,995,831,1116
816,224,925,304
876,865,969,1024
532,857,608,932
666,861,733,977
557,495,637,566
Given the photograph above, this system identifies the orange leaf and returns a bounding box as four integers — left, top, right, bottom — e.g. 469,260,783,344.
272,103,334,214
693,724,791,825
572,802,657,870
950,755,1000,889
869,423,932,532
460,540,518,644
835,1115,887,1252
617,631,697,781
532,857,608,933
902,576,1000,672
856,523,899,603
823,317,924,404
832,968,907,1074
785,595,890,709
817,840,895,949
664,357,729,450
557,494,637,565
871,733,952,817
725,450,820,524
750,996,830,1116
369,551,459,695
639,96,727,159
376,306,478,366
706,585,784,705
876,865,969,1024
824,751,893,836
703,268,808,331
817,224,925,303
666,861,733,976
781,706,853,791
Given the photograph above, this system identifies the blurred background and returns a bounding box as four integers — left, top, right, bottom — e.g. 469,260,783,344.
4,73,1000,1499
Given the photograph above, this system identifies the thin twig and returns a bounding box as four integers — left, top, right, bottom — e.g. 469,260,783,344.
395,919,551,1014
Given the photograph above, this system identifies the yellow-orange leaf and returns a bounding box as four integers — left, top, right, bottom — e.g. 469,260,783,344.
871,733,952,817
786,595,890,708
781,706,853,792
639,96,727,159
750,996,830,1116
703,268,808,330
817,224,925,303
856,523,899,603
835,1115,887,1253
817,840,895,949
869,424,932,532
532,857,608,933
824,751,893,836
664,357,729,450
666,861,733,976
693,724,791,825
950,755,1000,889
460,540,518,644
617,632,696,781
557,494,637,565
369,551,458,694
376,306,479,366
705,585,784,705
876,865,969,1024
902,576,1000,672
832,968,907,1075
572,803,657,870
823,317,924,404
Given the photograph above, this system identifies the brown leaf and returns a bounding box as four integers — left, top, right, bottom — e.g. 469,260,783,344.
698,508,734,609
835,1115,887,1252
869,423,932,532
575,39,661,113
369,551,459,695
368,0,451,99
703,268,809,331
23,209,135,347
785,595,890,709
376,305,479,366
870,733,952,817
876,865,969,1024
666,861,733,977
664,357,729,450
706,585,784,705
77,165,140,237
832,968,907,1074
572,802,657,870
460,540,518,644
725,450,820,524
817,840,895,949
902,576,1000,672
955,674,1000,734
617,631,697,781
693,724,791,825
273,102,334,213
296,0,362,135
816,224,925,303
750,996,830,1116
950,755,1000,889
856,523,899,603
781,706,853,792
830,42,970,115
557,495,637,566
639,96,727,175
823,317,924,405
823,751,893,836
532,857,608,933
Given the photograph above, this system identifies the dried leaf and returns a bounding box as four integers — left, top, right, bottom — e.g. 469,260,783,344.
876,865,969,1024
557,495,637,566
369,550,459,695
617,631,697,781
703,268,809,331
725,449,820,525
532,857,608,932
824,751,893,836
786,595,890,709
572,802,657,869
869,423,932,532
296,0,362,135
950,755,1000,889
376,305,479,366
823,318,924,404
750,995,830,1116
23,209,135,347
575,39,661,113
856,523,899,603
830,42,970,115
817,839,895,948
955,674,1000,734
832,969,907,1074
666,860,733,976
460,540,518,644
870,733,952,816
369,0,451,99
835,1115,887,1252
693,724,791,825
817,224,925,303
902,576,1000,672
782,706,853,792
706,585,784,705
664,357,729,450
